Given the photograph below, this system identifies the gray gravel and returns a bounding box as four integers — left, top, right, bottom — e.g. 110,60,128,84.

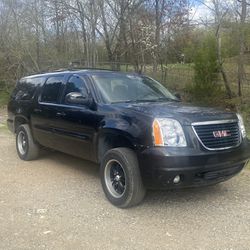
0,129,250,250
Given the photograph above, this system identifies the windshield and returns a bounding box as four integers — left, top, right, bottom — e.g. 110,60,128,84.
92,73,177,103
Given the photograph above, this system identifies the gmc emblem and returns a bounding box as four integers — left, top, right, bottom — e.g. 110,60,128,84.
213,130,231,138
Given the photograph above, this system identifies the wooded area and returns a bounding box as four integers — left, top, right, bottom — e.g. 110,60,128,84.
0,0,250,113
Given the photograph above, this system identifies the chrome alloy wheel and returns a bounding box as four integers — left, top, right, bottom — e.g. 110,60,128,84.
104,159,126,198
17,131,28,155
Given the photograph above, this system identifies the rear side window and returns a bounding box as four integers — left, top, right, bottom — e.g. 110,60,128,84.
13,77,45,101
40,76,64,103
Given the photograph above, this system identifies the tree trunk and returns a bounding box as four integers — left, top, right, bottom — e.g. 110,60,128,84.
76,0,89,66
99,0,115,69
90,0,97,67
237,0,247,97
216,34,232,98
213,1,232,98
153,0,160,76
35,25,40,70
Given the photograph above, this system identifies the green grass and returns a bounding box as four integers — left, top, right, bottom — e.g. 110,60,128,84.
0,91,10,107
246,162,250,170
0,123,8,131
0,90,9,133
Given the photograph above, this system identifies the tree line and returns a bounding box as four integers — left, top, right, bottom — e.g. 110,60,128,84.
0,0,249,99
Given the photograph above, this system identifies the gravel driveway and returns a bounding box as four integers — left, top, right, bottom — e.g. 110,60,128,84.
0,109,250,250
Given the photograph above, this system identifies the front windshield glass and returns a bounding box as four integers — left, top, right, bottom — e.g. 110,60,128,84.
92,73,177,103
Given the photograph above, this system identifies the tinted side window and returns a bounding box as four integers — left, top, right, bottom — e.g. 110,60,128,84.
13,77,45,101
41,76,64,103
63,75,88,102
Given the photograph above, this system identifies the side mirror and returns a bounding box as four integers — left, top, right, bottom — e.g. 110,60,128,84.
65,92,89,105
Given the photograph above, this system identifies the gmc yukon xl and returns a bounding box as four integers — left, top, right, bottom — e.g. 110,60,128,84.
7,69,250,207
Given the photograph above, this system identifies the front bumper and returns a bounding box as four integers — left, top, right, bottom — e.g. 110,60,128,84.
137,140,250,189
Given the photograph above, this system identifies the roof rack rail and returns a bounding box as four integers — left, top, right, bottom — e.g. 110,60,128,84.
34,68,69,75
53,68,69,72
67,67,118,71
32,66,124,76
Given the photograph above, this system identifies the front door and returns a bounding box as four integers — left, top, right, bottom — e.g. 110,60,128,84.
50,74,96,161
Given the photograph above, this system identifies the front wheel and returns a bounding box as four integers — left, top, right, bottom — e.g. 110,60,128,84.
100,148,146,208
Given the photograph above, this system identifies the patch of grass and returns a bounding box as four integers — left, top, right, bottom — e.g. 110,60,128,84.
0,91,10,107
246,162,250,170
0,123,8,131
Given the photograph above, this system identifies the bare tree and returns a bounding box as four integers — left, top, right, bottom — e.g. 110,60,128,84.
214,0,232,98
236,0,248,97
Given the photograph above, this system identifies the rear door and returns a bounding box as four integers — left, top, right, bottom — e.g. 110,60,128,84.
32,75,65,149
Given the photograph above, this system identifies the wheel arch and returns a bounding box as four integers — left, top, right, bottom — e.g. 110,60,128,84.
96,128,137,163
14,115,29,133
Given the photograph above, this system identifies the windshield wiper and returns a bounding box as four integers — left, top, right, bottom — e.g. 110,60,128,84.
111,97,179,104
154,97,180,102
111,100,135,104
133,97,178,102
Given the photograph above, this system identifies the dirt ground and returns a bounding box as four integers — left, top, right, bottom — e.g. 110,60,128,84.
0,108,250,250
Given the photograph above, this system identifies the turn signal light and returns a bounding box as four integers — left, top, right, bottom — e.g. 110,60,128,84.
153,119,164,146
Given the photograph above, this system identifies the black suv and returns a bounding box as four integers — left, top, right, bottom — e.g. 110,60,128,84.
7,69,250,207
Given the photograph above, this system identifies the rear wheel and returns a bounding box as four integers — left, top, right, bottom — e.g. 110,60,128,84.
100,148,146,208
16,124,40,161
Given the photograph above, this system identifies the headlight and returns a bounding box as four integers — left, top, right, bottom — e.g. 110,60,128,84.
152,118,187,147
237,114,246,138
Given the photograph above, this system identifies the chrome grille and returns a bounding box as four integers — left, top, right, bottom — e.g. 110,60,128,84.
192,120,241,150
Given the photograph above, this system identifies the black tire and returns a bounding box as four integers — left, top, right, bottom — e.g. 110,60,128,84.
16,124,40,161
100,147,146,208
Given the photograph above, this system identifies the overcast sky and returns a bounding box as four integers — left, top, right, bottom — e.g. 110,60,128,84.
189,0,213,24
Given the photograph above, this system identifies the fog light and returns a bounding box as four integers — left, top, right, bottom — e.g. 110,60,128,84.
173,175,181,184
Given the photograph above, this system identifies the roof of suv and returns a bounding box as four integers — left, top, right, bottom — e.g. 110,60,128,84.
24,68,136,79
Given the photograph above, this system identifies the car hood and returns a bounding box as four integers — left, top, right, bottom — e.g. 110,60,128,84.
115,101,237,125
